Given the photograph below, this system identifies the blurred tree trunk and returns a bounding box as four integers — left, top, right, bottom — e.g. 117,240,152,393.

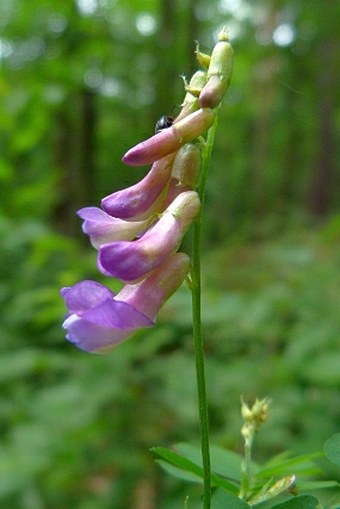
186,0,200,74
154,0,198,117
306,39,337,216
250,5,278,216
53,98,78,235
51,2,97,235
53,88,97,235
154,0,177,114
79,88,97,205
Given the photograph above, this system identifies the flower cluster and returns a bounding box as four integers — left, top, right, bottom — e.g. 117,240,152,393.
61,28,234,353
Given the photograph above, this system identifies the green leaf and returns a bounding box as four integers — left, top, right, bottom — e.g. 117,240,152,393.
156,459,204,484
256,451,322,479
323,433,340,467
211,489,251,508
151,446,239,494
271,495,320,509
296,480,339,491
175,442,249,481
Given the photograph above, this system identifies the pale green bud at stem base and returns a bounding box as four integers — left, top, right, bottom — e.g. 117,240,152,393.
171,143,201,188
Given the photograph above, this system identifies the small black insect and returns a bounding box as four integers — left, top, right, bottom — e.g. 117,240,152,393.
155,115,174,133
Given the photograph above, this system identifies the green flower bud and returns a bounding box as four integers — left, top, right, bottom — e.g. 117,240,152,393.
175,71,207,122
184,70,208,99
217,26,230,42
171,143,201,188
172,107,215,141
241,397,271,436
195,41,211,69
207,40,234,81
199,29,234,109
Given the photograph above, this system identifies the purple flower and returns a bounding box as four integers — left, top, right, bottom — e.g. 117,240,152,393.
101,154,175,219
77,207,150,249
60,30,234,354
98,190,200,282
122,108,215,166
61,253,190,352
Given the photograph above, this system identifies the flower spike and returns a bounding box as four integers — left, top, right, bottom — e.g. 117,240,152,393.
61,30,234,363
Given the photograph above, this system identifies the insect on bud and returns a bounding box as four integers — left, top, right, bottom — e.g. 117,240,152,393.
155,115,174,133
122,108,214,166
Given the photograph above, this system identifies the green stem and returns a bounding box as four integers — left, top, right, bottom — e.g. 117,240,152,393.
240,433,253,498
191,118,218,509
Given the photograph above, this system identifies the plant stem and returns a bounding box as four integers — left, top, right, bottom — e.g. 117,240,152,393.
191,118,218,509
192,214,211,509
240,433,253,498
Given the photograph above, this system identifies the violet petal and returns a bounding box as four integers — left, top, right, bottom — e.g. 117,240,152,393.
98,191,200,281
61,280,152,329
63,315,132,353
80,298,153,329
78,207,149,248
61,280,114,314
101,155,174,219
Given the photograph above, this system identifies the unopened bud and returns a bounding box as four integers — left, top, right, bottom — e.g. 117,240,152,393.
122,108,214,166
241,402,253,422
199,32,234,109
173,108,215,140
166,189,200,223
241,397,271,434
195,42,211,69
217,26,230,42
175,71,208,122
171,143,201,188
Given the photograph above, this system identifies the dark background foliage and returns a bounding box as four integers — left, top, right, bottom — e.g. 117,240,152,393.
0,0,339,507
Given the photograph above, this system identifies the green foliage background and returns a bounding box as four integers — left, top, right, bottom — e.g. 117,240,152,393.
0,0,339,507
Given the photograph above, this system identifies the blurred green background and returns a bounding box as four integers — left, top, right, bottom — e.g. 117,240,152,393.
0,0,339,507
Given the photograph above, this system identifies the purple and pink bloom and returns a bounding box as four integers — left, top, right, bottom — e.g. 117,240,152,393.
61,253,190,352
61,29,232,352
61,135,202,351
